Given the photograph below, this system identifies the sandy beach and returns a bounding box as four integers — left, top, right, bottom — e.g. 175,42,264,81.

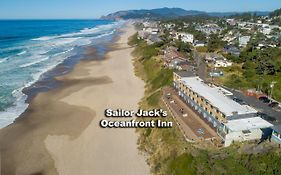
0,23,149,175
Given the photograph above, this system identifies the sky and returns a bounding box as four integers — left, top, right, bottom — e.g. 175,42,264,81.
0,0,281,19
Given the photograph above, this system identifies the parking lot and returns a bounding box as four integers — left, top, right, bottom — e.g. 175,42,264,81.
163,87,219,142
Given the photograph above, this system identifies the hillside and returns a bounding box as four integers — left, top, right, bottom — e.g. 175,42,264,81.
270,8,281,17
101,8,206,20
101,7,270,20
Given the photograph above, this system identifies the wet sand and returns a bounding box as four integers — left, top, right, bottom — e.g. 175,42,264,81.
0,23,149,175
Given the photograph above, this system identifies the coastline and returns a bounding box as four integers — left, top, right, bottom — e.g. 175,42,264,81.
0,20,119,128
0,23,149,175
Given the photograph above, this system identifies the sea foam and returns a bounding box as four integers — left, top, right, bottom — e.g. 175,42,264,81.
0,20,123,128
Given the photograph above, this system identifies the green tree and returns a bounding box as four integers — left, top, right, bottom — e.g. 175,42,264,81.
175,41,191,53
207,34,225,52
242,60,256,79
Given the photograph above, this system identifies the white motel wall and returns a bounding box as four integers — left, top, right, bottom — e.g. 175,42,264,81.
173,72,273,147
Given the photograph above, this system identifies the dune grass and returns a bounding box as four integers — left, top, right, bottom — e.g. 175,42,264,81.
129,32,281,175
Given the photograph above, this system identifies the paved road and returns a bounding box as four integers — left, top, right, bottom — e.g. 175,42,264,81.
193,51,207,81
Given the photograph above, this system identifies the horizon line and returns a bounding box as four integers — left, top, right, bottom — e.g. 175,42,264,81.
122,7,273,13
0,7,277,20
0,18,103,20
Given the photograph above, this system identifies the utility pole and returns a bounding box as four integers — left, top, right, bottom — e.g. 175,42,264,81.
270,81,277,100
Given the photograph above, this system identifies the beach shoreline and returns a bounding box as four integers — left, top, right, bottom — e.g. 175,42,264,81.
0,23,149,175
0,20,120,128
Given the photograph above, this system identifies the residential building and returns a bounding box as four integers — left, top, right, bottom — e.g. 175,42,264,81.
226,19,237,26
224,117,273,146
193,41,206,47
146,28,159,35
223,45,240,56
173,72,273,146
195,24,222,35
175,32,194,43
138,30,149,39
209,71,224,77
169,58,185,69
163,23,175,30
239,36,251,47
214,59,233,68
204,53,227,64
147,34,162,45
138,27,162,45
261,27,272,35
271,125,281,144
162,46,185,67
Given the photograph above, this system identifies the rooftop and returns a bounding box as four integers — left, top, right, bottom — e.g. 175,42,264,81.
180,76,257,116
225,117,273,132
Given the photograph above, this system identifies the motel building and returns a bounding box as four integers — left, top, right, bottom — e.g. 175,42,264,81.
173,72,273,147
271,125,281,144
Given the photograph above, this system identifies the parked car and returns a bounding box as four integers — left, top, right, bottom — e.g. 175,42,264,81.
259,96,270,103
268,102,279,108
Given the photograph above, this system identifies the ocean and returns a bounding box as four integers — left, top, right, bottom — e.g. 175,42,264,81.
0,19,123,127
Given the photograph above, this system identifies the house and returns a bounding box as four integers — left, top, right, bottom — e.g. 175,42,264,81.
175,32,194,43
238,22,247,28
173,72,273,147
169,58,185,69
204,53,226,63
261,27,272,35
147,34,162,45
222,35,237,43
163,23,175,31
138,30,149,39
196,24,222,35
162,46,185,66
138,27,159,39
223,45,240,56
176,62,189,71
143,21,158,28
138,26,162,44
146,28,159,35
214,59,233,68
226,19,237,26
239,36,251,47
193,41,206,47
209,71,224,77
